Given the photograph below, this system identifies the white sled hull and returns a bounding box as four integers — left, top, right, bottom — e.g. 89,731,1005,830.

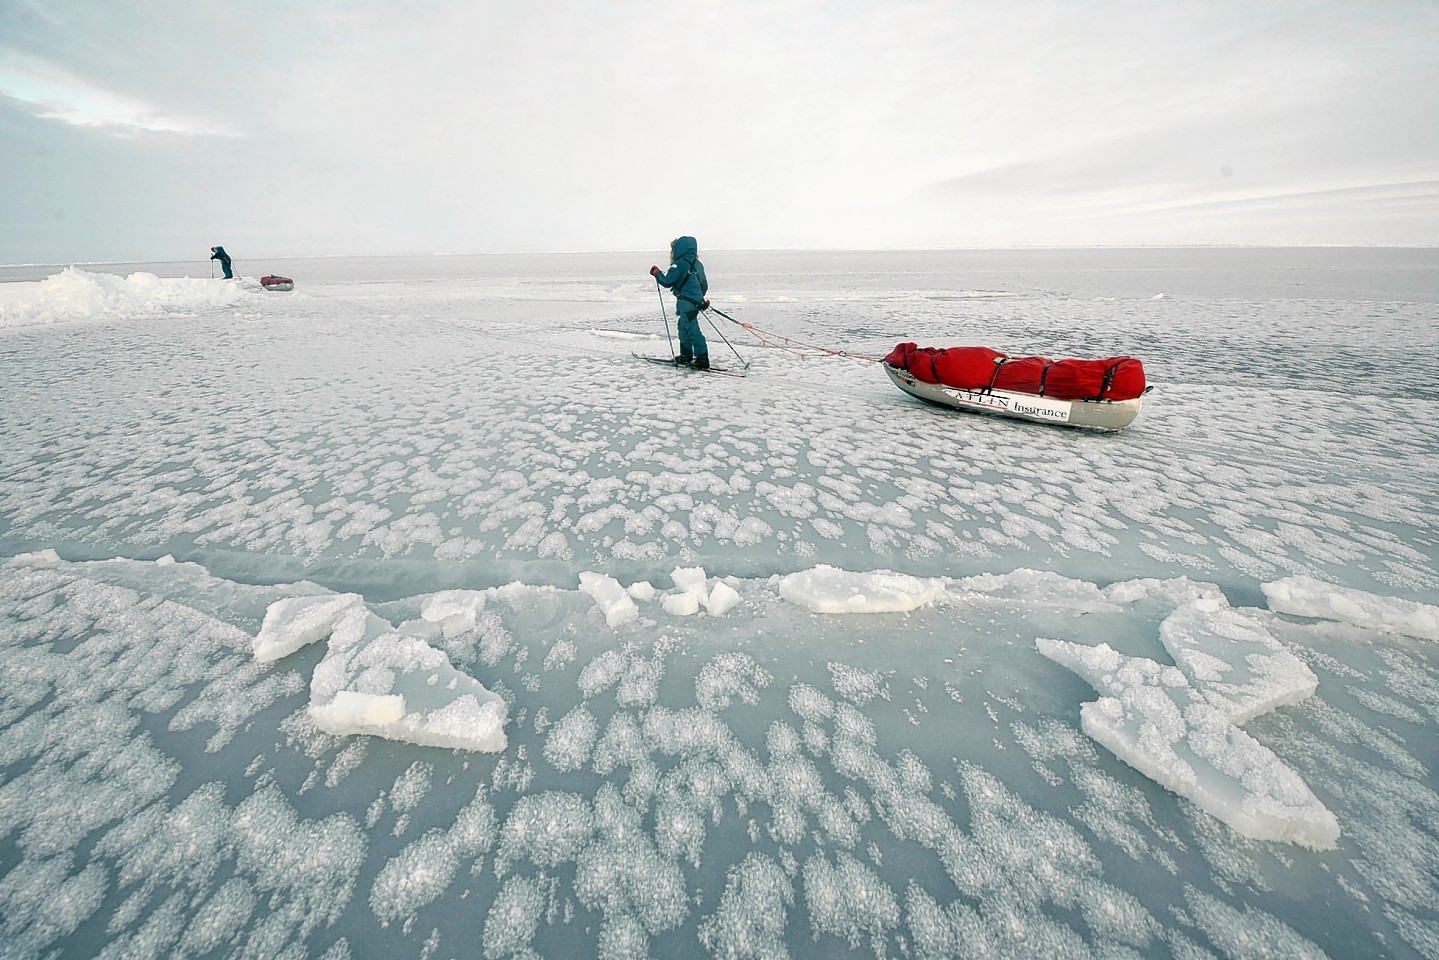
885,363,1142,432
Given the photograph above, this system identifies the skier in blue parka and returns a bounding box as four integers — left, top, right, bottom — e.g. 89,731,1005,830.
650,236,710,369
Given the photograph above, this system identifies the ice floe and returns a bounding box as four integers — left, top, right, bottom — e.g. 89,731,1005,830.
1263,575,1439,641
578,566,740,624
1039,596,1339,849
253,594,508,752
668,566,742,617
3,548,1435,957
1160,597,1319,724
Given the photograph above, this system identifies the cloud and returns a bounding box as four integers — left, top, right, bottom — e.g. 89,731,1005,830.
0,49,243,138
2,1,1438,259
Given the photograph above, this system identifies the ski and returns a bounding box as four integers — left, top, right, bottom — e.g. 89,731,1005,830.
632,353,747,377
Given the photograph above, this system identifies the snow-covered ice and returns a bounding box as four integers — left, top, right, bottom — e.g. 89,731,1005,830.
2,249,1437,959
0,266,253,327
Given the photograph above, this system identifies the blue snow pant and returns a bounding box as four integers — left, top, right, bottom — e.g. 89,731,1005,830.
677,306,707,359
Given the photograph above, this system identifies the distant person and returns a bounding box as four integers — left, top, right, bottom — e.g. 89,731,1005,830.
650,236,710,369
210,245,233,279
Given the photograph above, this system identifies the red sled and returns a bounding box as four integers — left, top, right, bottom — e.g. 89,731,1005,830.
883,342,1150,432
260,275,294,291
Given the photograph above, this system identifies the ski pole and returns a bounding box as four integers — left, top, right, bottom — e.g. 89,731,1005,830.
655,279,676,359
707,305,742,325
702,308,750,369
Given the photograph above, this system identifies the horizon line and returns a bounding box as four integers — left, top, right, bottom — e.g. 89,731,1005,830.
5,242,1438,270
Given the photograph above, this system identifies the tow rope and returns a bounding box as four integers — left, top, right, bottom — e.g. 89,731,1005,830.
704,305,882,363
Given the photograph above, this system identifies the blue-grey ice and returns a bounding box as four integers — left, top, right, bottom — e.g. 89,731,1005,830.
2,250,1437,959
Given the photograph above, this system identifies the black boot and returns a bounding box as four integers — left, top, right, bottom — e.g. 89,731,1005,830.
692,354,710,371
675,352,693,366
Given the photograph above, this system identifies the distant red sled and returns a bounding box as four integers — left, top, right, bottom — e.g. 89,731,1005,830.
260,275,294,291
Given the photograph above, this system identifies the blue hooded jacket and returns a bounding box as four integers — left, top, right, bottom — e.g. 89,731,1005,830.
655,236,708,309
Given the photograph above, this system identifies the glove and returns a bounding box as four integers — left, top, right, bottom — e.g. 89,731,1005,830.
649,265,661,277
701,299,710,310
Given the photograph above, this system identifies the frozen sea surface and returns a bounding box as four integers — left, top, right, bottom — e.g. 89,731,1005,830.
1,248,1438,958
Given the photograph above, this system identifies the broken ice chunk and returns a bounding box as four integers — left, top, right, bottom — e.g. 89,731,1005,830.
1038,636,1338,850
1263,576,1439,641
420,589,488,638
707,581,742,617
310,690,406,729
254,594,509,752
779,565,943,614
310,620,508,752
252,594,365,663
671,566,710,602
663,592,702,617
1159,600,1317,724
579,572,639,629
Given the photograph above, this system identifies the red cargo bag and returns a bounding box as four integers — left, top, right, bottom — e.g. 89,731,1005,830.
991,356,1052,394
907,347,943,384
933,346,1007,389
1102,357,1147,400
883,342,917,368
1044,358,1111,400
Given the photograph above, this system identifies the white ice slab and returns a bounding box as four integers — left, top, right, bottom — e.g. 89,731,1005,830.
707,581,742,617
420,589,488,638
1263,576,1439,641
255,596,508,752
663,593,702,617
627,581,657,602
579,572,638,629
1159,599,1318,724
1038,637,1338,850
252,594,365,663
671,566,709,601
311,690,406,729
779,565,943,614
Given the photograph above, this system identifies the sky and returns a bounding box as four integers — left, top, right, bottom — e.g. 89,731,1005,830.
2,0,1437,264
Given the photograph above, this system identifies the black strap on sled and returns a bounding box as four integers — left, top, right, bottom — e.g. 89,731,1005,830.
1098,362,1120,401
982,357,1006,395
